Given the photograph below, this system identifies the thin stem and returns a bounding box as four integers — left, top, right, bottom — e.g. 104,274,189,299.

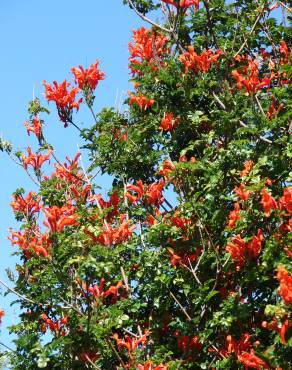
127,0,172,33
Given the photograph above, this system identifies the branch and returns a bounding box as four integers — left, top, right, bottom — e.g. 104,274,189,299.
169,290,191,321
234,12,263,57
127,0,173,33
212,92,273,145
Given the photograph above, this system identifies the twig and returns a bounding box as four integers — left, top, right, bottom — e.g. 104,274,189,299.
120,266,131,296
84,354,100,369
255,95,266,117
169,290,191,321
107,339,127,369
212,92,273,145
127,0,172,33
234,12,262,57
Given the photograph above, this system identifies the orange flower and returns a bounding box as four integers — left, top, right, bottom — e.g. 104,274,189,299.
234,183,253,201
24,117,43,140
128,27,168,76
0,309,4,325
113,331,149,352
145,180,165,206
279,40,289,65
162,0,199,10
260,189,278,217
232,58,273,95
43,204,78,233
226,230,264,270
71,59,105,91
43,80,82,125
262,317,290,345
137,361,168,370
279,186,292,215
11,191,41,219
22,147,52,172
276,266,292,305
126,180,144,204
180,46,222,74
159,159,176,180
227,202,240,229
128,92,155,110
237,350,269,369
240,160,254,177
160,112,180,131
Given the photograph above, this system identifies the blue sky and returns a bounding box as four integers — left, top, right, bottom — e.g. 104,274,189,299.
0,0,144,350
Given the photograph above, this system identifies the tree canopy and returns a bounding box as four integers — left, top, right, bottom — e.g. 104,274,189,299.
0,0,291,369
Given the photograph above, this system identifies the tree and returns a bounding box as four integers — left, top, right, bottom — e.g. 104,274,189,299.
0,0,291,368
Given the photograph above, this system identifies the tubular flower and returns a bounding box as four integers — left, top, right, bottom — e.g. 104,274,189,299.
160,112,180,131
260,188,278,217
43,204,78,233
179,46,223,74
113,330,149,352
234,183,253,201
22,147,52,172
146,180,165,206
276,266,292,305
40,313,68,336
43,80,82,125
162,0,199,10
226,230,264,270
232,58,273,95
11,191,41,219
0,309,4,325
262,317,290,345
159,159,176,180
267,96,284,120
128,92,155,110
227,202,240,229
240,160,254,177
8,229,51,258
237,350,269,369
86,214,133,247
129,27,168,76
126,180,144,204
24,117,43,140
136,362,168,370
279,186,292,215
279,40,290,65
81,278,125,304
71,59,105,90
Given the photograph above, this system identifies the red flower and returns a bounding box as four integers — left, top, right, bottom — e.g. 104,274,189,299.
126,180,145,204
180,46,222,74
276,266,292,305
232,58,273,95
240,160,254,177
113,330,149,352
279,186,292,215
71,59,105,90
136,362,167,370
159,159,176,180
145,180,165,206
262,317,290,345
227,202,240,229
128,92,155,110
129,27,168,76
162,0,199,10
160,112,180,131
226,230,264,270
0,309,4,325
279,40,289,65
22,147,52,172
43,204,78,233
24,117,43,140
260,188,278,217
43,80,82,125
11,191,41,219
237,350,269,369
234,183,253,201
